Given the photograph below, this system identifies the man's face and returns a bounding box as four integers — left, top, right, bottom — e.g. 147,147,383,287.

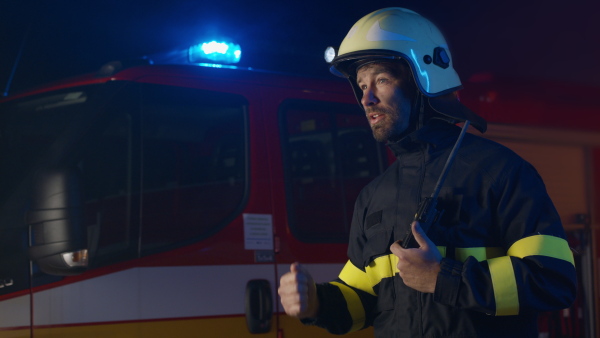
356,62,413,142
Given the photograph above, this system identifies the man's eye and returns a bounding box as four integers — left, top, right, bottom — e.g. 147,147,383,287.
377,78,388,84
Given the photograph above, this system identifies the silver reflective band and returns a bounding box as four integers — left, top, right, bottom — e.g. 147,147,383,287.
324,46,337,63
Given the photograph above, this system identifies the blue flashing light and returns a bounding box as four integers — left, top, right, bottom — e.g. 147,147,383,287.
189,40,242,64
197,63,239,70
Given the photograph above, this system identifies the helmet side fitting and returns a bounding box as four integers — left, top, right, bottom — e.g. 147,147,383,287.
327,7,486,133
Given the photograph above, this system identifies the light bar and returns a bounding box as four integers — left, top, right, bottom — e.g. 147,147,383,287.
189,40,242,64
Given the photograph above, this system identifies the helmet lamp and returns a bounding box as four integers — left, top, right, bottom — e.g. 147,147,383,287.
324,46,337,63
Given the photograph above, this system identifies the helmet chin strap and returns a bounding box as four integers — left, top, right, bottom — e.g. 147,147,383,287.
407,89,426,134
417,91,425,130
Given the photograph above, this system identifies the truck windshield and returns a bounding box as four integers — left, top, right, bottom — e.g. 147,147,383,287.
0,86,101,291
0,82,249,281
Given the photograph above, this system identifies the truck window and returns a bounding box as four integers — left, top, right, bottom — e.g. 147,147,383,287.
280,99,386,243
139,84,248,254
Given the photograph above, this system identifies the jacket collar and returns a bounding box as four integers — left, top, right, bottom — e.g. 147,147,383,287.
386,120,461,157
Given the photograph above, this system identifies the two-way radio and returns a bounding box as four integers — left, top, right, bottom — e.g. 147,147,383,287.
401,120,471,249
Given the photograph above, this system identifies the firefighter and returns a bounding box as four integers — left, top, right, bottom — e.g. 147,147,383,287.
278,7,576,337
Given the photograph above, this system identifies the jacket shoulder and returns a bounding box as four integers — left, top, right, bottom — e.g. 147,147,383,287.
458,133,542,186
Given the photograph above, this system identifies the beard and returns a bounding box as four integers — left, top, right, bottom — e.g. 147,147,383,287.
367,106,402,143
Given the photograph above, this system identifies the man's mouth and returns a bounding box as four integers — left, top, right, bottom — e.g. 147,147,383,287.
368,112,385,126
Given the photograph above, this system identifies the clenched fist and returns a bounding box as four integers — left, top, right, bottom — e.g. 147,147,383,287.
278,262,319,319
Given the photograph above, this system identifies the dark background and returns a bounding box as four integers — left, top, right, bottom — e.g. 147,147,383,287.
1,0,599,95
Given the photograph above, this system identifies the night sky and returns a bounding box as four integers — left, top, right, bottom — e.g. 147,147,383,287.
1,0,599,96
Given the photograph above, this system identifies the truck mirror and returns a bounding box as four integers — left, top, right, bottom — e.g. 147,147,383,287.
27,167,88,276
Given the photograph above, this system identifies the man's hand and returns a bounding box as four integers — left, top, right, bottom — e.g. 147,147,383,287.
278,262,319,319
390,221,442,293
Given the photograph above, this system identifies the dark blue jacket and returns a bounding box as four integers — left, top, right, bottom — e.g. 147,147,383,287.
310,121,576,337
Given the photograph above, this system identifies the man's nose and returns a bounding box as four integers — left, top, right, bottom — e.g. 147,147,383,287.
361,88,379,108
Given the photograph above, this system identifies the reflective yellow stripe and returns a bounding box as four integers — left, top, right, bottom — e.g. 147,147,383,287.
337,235,569,318
507,235,574,265
338,255,400,297
488,256,519,316
437,246,446,258
330,281,366,333
365,255,398,291
338,260,376,296
486,235,573,316
455,247,504,262
436,246,504,262
340,246,506,297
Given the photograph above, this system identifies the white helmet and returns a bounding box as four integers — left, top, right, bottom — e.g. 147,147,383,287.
326,7,486,132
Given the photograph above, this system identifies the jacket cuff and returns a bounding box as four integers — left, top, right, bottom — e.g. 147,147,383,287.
299,283,329,326
434,258,462,307
300,282,354,334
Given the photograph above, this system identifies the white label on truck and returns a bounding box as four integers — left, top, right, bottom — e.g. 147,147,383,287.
243,213,273,250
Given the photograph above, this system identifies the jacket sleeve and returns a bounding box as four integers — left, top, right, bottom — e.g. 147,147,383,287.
434,159,577,316
307,196,379,334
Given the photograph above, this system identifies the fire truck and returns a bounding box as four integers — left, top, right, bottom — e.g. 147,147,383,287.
0,41,598,337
